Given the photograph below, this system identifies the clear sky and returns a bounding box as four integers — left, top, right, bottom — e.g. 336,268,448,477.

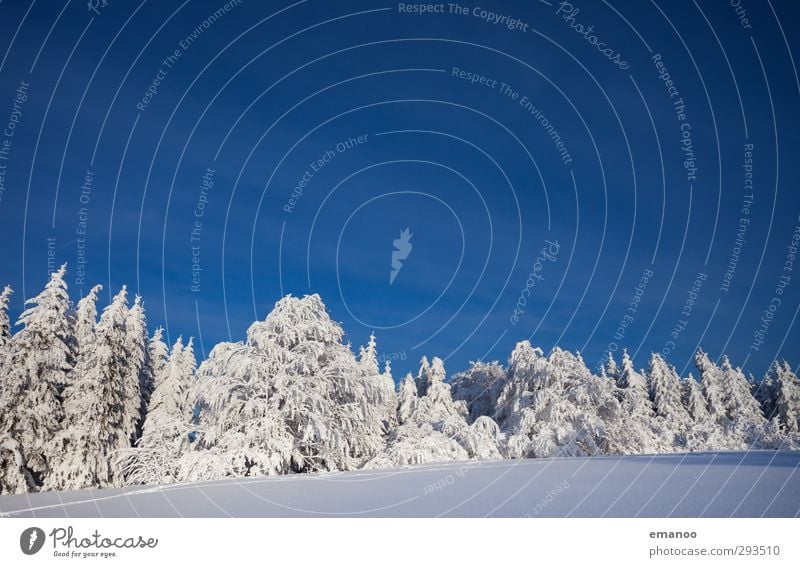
0,0,799,380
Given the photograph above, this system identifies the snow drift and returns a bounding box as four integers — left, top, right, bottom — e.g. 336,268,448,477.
1,452,797,517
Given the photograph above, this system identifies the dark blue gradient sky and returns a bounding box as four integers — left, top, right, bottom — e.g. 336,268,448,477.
1,0,799,379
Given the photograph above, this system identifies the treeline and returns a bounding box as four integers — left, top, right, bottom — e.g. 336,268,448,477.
0,266,195,493
0,266,798,494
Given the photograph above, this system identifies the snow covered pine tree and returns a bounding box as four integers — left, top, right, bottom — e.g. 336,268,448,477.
47,286,131,490
0,266,72,491
121,335,196,485
367,356,501,467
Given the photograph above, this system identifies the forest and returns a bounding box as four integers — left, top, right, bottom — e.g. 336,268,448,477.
1,265,798,495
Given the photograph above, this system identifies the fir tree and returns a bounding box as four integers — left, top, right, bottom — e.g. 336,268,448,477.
682,374,725,451
74,284,102,352
719,357,763,422
415,356,432,396
754,369,777,421
396,374,418,425
0,285,12,446
772,362,800,433
0,285,12,348
0,437,35,495
0,265,72,485
696,350,727,423
147,327,169,389
357,332,396,433
124,295,149,443
605,352,619,383
121,337,195,485
368,357,500,467
648,353,691,445
617,350,647,390
615,351,663,453
682,375,708,422
358,332,379,376
47,286,129,490
719,357,765,447
450,360,507,423
496,344,614,458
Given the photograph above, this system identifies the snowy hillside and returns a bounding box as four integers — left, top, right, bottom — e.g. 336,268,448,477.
1,452,798,517
1,268,800,498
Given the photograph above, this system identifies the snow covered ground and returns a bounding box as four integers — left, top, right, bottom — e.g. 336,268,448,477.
1,451,798,517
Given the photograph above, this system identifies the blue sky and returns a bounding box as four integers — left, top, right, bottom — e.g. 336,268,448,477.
0,0,799,379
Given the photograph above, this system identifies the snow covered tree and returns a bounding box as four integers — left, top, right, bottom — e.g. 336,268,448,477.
718,356,765,447
682,375,708,422
0,285,12,348
696,350,727,424
160,336,186,400
770,361,800,433
358,332,379,376
0,437,35,495
494,343,618,459
368,356,500,467
412,356,448,398
758,416,800,450
46,286,129,491
121,336,195,485
368,389,469,467
0,285,24,494
0,285,12,438
0,265,72,486
151,336,192,417
147,327,169,389
647,353,691,446
605,352,619,383
462,415,503,459
719,357,764,423
617,350,647,390
178,294,391,481
179,337,197,423
427,358,447,389
450,360,507,423
396,373,419,425
613,351,667,453
181,337,197,377
412,356,467,427
383,359,394,396
357,333,396,433
759,363,783,424
494,341,549,455
744,364,800,450
124,295,149,443
753,369,777,421
415,356,431,396
682,375,726,451
74,284,102,352
365,426,469,468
